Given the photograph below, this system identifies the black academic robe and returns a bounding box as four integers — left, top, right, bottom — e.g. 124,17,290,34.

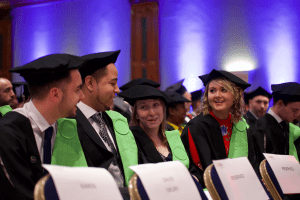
243,111,257,128
181,114,233,187
248,113,289,173
0,164,21,200
75,108,146,181
165,123,175,132
0,111,44,200
130,126,167,163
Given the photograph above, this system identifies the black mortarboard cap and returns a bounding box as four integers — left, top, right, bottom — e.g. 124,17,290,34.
271,82,300,102
247,86,272,100
191,89,203,102
80,50,120,79
10,54,87,74
164,90,191,104
9,54,87,84
119,78,160,91
12,82,30,102
118,85,170,106
199,69,251,90
165,79,187,95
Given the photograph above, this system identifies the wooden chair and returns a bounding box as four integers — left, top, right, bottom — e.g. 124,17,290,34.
203,164,228,200
259,159,284,200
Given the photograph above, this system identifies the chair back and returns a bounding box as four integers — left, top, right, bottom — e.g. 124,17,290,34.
34,174,59,200
259,159,284,200
204,164,229,200
129,173,208,200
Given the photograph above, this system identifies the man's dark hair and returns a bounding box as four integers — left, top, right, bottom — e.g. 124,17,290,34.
273,98,290,106
27,70,72,99
90,67,108,82
166,102,183,118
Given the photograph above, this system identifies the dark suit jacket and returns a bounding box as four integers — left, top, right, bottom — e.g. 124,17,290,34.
0,164,21,200
0,111,44,200
75,108,147,184
76,108,118,169
244,111,257,128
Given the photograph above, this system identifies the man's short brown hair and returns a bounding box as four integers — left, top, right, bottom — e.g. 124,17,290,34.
27,70,72,99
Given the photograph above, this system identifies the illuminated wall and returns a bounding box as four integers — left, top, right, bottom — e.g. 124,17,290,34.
10,0,300,93
11,0,131,86
159,0,300,93
244,0,300,91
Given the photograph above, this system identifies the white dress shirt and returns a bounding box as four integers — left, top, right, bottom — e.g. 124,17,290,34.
268,108,283,124
77,101,124,186
14,100,56,162
77,101,117,149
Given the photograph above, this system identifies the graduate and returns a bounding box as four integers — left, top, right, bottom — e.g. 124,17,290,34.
165,90,191,135
118,84,191,168
248,82,300,173
0,54,86,200
165,79,193,123
243,86,272,127
114,78,161,123
0,78,15,116
181,69,251,186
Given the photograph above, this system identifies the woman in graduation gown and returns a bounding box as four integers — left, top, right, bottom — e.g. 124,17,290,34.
118,85,190,169
181,69,251,186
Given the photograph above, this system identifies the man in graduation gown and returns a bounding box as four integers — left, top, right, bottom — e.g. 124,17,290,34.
165,91,191,135
0,54,86,200
244,86,272,127
0,78,15,116
57,51,143,198
165,79,193,124
248,82,300,174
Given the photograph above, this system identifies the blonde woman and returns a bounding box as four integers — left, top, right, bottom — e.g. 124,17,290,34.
181,69,251,186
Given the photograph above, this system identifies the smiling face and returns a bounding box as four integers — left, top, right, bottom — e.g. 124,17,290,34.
208,79,234,118
136,99,164,133
93,63,120,111
59,69,85,117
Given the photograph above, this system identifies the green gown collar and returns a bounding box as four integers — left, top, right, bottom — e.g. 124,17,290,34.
228,117,248,158
165,130,189,168
0,105,12,116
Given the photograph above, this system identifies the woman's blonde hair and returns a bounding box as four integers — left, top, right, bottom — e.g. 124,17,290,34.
198,78,245,123
130,98,168,146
